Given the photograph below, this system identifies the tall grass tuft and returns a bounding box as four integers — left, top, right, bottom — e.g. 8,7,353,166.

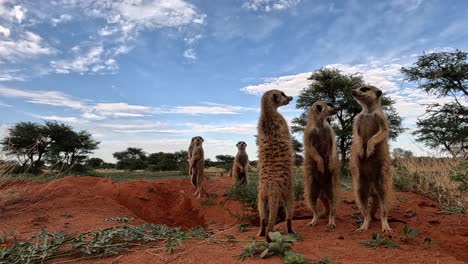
393,157,467,212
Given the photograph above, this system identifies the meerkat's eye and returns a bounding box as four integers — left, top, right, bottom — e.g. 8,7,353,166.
360,87,370,92
326,103,334,107
281,92,286,97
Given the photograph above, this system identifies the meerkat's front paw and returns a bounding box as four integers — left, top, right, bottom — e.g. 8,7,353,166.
382,222,393,234
307,217,318,227
358,148,365,159
327,218,336,229
366,145,375,158
317,160,325,174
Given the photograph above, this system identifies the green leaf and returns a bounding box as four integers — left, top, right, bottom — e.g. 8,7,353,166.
268,232,282,242
259,248,270,259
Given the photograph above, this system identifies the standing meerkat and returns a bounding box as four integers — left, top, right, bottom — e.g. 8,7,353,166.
350,85,393,233
188,137,196,179
303,101,340,229
257,89,295,241
189,136,206,198
232,141,249,185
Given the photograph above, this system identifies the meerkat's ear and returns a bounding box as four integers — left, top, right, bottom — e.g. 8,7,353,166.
316,104,323,112
376,90,382,97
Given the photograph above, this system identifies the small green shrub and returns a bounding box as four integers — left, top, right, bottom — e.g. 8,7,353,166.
238,232,306,263
361,233,400,249
451,160,468,191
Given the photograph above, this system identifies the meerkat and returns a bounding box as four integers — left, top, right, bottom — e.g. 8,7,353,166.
303,101,341,229
350,85,393,233
188,137,196,179
232,141,249,185
189,136,206,198
257,89,295,242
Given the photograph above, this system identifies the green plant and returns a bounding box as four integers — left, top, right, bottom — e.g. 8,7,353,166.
238,223,250,233
404,210,416,218
397,197,409,203
312,256,343,264
284,251,309,264
0,224,210,263
238,232,307,263
104,217,134,222
451,160,468,191
62,213,73,218
361,233,400,249
401,225,420,242
423,237,433,246
200,198,215,206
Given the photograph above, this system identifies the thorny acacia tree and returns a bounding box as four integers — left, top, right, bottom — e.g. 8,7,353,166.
401,50,468,157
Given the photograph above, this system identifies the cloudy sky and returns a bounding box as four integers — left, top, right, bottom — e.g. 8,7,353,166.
0,0,466,161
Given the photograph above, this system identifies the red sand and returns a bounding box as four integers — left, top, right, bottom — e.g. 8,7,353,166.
0,176,466,264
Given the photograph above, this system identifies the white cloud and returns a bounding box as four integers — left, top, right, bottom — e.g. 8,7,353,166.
183,48,196,60
242,0,301,12
0,1,27,23
0,31,54,60
37,115,80,123
50,46,118,74
51,14,72,26
0,87,257,120
0,86,85,109
115,0,205,28
0,25,10,37
325,63,403,91
155,103,257,115
241,72,312,96
94,102,154,117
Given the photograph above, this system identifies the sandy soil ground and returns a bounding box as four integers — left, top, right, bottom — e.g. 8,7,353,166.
0,176,466,263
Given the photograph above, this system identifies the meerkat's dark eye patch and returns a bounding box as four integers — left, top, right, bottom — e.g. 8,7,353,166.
326,103,334,107
360,87,370,92
281,92,286,97
272,93,279,103
316,104,323,112
376,90,382,97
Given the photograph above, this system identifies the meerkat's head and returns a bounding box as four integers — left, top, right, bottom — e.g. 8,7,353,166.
352,85,382,107
236,141,247,151
193,136,204,146
310,101,340,120
262,89,293,109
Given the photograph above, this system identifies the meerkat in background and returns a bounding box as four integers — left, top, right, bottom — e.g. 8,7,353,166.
257,89,295,242
232,141,249,185
303,101,340,229
350,85,393,233
190,136,206,198
188,137,196,179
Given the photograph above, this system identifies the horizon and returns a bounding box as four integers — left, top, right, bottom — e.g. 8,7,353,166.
1,0,467,162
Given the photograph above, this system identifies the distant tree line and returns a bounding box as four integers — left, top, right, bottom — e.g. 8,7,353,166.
1,121,100,173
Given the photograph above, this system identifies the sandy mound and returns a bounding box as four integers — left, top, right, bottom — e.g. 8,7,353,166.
0,176,466,263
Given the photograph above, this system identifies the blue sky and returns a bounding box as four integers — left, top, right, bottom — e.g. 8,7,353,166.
0,0,467,161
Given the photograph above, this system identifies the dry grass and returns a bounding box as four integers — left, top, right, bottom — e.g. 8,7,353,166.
393,157,467,212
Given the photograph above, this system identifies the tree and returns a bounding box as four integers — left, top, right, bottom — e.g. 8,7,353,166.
86,157,104,168
292,68,404,171
147,152,177,171
412,103,467,157
113,147,147,170
174,150,189,174
214,155,235,171
1,122,50,171
292,137,304,166
392,148,414,159
401,50,468,157
45,121,99,167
